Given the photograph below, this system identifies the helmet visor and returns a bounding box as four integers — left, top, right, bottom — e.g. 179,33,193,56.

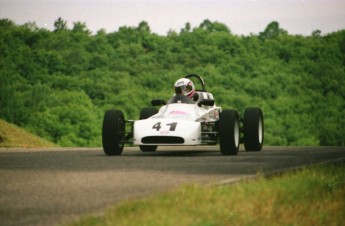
175,84,193,95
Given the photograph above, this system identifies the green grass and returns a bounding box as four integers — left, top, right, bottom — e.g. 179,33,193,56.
66,163,345,226
0,119,57,148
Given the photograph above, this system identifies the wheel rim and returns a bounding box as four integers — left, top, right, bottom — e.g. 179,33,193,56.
234,118,240,147
258,117,263,144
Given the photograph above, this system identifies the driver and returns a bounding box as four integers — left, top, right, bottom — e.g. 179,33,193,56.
167,78,196,104
174,78,195,98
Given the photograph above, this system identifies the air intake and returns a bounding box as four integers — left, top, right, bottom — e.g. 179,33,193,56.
141,136,184,144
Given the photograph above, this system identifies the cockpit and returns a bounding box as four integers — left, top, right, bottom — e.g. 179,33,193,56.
167,94,196,104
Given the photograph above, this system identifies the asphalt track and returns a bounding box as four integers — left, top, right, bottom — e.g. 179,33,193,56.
0,146,344,226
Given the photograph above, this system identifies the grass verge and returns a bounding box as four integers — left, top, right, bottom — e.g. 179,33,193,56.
0,119,56,148
66,162,345,226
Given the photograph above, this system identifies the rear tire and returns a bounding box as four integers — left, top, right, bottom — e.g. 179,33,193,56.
139,107,158,152
102,110,125,156
243,108,264,151
218,110,240,155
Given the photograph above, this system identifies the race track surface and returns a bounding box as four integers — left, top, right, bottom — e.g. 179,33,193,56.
0,146,344,226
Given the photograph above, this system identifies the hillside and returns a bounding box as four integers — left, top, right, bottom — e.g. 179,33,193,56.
0,18,344,147
0,119,56,148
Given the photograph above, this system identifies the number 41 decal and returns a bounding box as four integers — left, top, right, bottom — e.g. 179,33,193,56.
152,122,177,131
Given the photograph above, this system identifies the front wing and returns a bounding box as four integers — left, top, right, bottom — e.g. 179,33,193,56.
133,118,201,145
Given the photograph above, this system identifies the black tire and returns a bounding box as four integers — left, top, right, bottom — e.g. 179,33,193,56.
243,107,264,151
139,107,158,152
218,110,240,155
140,107,158,120
102,110,125,156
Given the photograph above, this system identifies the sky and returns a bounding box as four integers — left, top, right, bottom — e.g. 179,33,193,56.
1,0,345,36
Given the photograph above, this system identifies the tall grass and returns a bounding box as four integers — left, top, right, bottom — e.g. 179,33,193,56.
67,163,345,226
0,119,56,148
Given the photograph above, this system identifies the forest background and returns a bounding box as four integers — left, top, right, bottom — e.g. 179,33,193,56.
0,18,344,147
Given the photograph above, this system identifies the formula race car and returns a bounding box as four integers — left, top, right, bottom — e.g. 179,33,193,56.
102,74,264,156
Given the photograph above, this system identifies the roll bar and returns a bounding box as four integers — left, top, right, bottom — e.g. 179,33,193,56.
185,74,206,92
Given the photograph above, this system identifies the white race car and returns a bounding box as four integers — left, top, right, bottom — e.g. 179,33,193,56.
102,74,264,156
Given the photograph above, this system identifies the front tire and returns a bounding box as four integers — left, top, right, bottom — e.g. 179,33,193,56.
218,110,240,155
139,107,158,152
243,108,264,151
102,110,125,156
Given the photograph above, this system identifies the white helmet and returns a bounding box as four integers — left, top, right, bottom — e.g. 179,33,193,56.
174,78,195,98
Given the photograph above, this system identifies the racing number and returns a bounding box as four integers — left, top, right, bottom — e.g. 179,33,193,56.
166,122,177,131
152,122,162,131
152,122,177,131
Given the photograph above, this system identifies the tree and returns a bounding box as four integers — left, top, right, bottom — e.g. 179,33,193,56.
54,17,68,31
199,19,230,33
181,22,191,33
72,21,91,34
138,21,150,33
259,21,287,40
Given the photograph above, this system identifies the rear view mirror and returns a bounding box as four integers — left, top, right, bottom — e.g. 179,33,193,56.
151,99,166,106
198,99,214,107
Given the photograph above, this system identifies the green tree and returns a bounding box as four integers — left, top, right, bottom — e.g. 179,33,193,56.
259,21,287,40
54,17,68,31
